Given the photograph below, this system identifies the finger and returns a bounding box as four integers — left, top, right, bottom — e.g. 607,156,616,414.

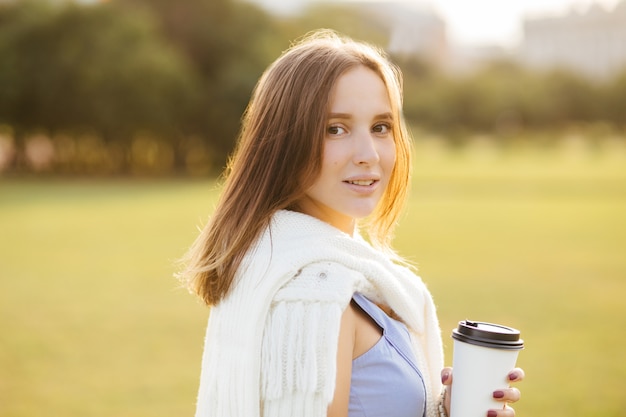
508,368,525,383
493,387,521,403
487,405,515,417
441,367,453,385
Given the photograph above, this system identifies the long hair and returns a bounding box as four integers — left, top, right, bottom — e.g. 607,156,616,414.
178,30,412,305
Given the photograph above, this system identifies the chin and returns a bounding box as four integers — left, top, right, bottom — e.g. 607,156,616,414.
348,206,378,219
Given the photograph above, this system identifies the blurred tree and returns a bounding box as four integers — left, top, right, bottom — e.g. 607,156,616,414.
0,0,198,172
393,54,437,80
527,69,602,127
281,3,389,47
0,0,56,169
603,69,626,127
0,0,622,175
117,0,286,167
395,54,449,133
401,58,615,137
402,72,456,133
462,61,530,133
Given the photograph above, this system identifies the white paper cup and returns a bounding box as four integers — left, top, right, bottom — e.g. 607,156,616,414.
449,321,524,417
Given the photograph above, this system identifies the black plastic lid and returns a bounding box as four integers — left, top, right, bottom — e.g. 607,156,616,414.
452,320,524,350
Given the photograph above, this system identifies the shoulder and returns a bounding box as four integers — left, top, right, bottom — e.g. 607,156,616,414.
272,261,367,305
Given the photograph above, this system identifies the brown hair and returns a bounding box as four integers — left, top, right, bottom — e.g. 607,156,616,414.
178,30,412,305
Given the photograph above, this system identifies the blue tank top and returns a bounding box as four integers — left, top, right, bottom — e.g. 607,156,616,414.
349,293,426,417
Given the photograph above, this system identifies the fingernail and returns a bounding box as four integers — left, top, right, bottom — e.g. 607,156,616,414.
508,372,519,381
487,411,498,417
493,390,505,399
441,372,449,384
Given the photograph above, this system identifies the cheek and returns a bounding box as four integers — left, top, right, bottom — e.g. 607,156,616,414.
381,140,397,171
321,143,345,169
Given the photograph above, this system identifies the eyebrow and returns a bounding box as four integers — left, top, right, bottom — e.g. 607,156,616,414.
328,112,394,120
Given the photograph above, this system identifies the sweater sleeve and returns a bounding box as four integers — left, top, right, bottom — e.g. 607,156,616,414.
259,262,360,417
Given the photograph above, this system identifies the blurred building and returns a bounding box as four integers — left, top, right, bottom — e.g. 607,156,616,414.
353,1,447,66
243,0,448,67
242,0,312,16
520,1,626,80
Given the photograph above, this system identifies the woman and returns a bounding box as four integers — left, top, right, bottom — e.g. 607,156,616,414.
179,30,523,417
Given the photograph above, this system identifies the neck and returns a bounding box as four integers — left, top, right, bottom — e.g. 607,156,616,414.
289,205,356,236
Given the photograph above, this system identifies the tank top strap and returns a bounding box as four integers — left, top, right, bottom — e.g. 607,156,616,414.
352,292,392,330
351,293,422,377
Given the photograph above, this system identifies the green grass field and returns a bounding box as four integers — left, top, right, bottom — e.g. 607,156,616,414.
1,138,625,417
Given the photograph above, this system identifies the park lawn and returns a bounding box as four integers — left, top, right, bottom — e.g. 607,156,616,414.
1,139,625,417
401,138,626,417
0,180,214,416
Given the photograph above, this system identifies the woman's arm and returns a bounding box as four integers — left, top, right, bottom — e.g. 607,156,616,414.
327,299,386,417
327,302,357,417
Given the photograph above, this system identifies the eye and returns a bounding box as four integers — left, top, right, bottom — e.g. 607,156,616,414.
372,122,392,135
327,125,347,136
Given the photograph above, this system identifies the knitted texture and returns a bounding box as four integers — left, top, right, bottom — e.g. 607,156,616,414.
194,210,444,417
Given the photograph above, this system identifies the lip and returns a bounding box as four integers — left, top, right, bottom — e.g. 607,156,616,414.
343,175,381,194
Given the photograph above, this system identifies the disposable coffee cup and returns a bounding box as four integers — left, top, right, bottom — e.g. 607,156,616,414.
449,320,524,417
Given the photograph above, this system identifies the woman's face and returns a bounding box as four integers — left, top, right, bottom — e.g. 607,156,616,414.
298,65,396,234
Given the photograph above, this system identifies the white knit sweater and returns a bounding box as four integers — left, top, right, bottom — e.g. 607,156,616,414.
194,210,444,417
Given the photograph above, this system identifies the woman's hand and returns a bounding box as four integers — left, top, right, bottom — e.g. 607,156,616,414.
440,367,525,417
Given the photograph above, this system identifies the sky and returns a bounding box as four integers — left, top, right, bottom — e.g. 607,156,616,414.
339,0,623,47
248,0,624,47
396,0,623,47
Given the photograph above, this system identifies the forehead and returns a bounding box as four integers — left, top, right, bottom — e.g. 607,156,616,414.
329,66,392,113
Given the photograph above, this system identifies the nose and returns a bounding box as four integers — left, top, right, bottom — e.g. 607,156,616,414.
352,130,380,165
